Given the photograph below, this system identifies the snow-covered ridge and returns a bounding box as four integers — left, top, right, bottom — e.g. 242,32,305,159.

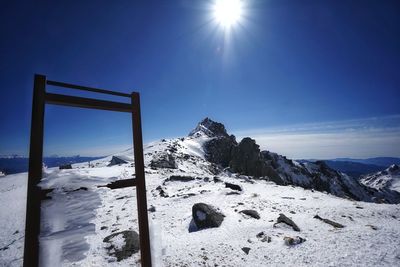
359,165,400,203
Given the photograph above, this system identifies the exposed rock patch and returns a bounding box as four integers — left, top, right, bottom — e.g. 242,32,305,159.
103,230,139,261
150,153,177,169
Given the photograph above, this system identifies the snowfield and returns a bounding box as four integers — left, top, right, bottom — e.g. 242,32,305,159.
1,130,400,266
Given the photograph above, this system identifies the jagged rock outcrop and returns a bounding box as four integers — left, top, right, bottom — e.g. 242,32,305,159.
229,138,269,177
189,117,230,138
187,118,396,203
191,118,238,167
204,135,237,167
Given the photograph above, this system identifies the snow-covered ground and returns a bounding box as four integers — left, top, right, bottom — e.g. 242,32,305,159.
1,134,400,266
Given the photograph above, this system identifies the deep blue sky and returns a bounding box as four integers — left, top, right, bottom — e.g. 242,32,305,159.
1,0,399,157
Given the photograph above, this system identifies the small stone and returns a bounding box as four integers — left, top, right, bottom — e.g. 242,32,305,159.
283,236,306,246
241,247,251,255
225,182,242,192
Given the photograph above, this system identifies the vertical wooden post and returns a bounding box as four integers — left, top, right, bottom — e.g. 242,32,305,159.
24,74,46,267
131,92,152,267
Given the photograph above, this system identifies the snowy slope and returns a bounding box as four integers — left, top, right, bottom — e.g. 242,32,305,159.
1,120,400,266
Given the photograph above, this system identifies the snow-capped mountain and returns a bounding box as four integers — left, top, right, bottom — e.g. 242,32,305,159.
1,118,400,266
359,164,400,203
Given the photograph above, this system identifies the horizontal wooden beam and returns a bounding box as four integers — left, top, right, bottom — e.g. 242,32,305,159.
45,93,132,113
47,80,131,98
98,178,137,189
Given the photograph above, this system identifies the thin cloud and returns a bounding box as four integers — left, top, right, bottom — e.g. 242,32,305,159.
233,115,400,159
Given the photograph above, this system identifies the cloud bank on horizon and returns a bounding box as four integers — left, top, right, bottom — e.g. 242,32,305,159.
233,114,400,159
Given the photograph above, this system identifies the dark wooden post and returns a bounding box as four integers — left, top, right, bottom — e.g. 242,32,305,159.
24,74,46,267
131,92,152,267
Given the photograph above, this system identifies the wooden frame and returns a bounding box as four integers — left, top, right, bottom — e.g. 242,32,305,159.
24,74,152,267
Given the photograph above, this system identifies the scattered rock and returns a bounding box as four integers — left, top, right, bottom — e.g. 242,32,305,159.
256,232,271,243
314,215,345,228
225,182,242,192
156,186,168,198
256,232,265,238
241,247,251,255
166,175,195,182
214,177,223,183
191,203,225,231
366,224,378,230
240,210,260,219
148,205,156,212
100,226,108,230
103,230,140,261
226,191,240,195
283,236,306,246
180,193,197,199
274,213,300,232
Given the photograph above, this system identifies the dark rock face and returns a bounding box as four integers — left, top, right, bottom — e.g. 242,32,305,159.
192,203,224,230
240,210,260,219
204,135,237,167
229,138,269,177
150,153,177,169
103,230,139,261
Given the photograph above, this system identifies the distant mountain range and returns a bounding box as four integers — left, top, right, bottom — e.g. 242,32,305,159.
0,156,103,175
331,157,400,167
300,157,400,179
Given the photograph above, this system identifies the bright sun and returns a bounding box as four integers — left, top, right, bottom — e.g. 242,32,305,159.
213,0,243,28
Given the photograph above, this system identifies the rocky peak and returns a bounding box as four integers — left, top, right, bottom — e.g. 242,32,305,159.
388,164,399,173
189,117,229,138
